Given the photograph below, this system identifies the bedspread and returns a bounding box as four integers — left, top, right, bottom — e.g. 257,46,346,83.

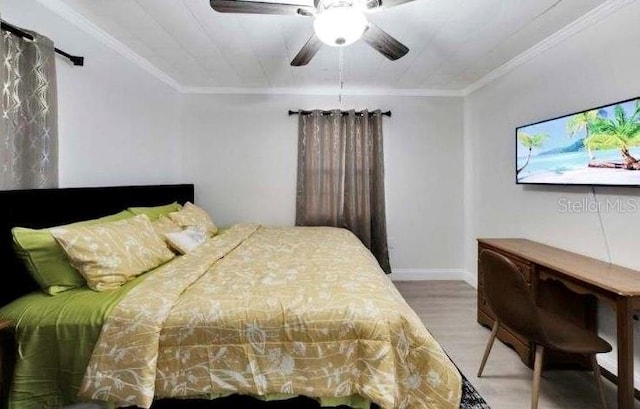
80,225,462,409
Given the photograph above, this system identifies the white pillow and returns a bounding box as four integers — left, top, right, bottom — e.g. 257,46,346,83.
165,227,208,255
168,202,218,237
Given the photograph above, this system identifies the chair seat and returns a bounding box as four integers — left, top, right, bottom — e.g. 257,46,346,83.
537,309,612,354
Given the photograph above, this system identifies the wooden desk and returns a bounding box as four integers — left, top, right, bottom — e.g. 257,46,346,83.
478,238,640,409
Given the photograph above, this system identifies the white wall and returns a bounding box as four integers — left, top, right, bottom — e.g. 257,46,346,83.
2,1,466,276
182,94,464,274
2,1,183,187
465,1,640,386
14,0,640,382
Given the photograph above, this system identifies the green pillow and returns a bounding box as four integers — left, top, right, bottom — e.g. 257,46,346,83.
12,210,135,295
127,202,182,221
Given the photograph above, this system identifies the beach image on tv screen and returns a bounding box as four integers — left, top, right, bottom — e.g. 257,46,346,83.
516,98,640,186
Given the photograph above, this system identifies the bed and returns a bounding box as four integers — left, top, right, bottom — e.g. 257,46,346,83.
0,184,462,409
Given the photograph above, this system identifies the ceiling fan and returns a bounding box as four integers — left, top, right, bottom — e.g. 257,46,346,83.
209,0,413,66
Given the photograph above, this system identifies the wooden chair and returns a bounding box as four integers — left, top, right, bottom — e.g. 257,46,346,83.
477,249,612,409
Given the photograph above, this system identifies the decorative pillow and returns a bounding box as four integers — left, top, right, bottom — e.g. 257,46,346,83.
128,202,182,221
165,228,208,255
12,210,135,295
152,215,183,237
168,202,218,237
51,215,175,291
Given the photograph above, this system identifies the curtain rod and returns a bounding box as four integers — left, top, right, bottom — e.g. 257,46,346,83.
1,21,84,66
289,110,391,117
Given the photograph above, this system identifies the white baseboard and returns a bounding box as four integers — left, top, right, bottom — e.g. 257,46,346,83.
390,269,465,281
597,354,640,390
463,271,478,289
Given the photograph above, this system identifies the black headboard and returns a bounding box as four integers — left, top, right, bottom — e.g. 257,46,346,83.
0,184,194,306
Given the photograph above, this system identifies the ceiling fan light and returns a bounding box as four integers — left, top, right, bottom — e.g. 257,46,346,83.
313,8,368,47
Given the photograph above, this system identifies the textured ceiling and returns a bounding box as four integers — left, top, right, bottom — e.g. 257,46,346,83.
59,0,607,90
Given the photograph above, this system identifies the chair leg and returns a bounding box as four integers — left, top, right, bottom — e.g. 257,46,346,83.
590,355,608,409
531,345,545,409
477,321,499,377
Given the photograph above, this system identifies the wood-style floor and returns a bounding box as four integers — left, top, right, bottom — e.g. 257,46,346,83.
393,280,640,409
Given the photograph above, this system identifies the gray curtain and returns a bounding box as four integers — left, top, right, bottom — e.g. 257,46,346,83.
0,23,58,190
296,109,391,273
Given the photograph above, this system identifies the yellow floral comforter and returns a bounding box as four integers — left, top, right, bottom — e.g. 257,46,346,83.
80,224,462,409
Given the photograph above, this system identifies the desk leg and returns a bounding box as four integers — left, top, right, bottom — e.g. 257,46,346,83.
617,297,634,409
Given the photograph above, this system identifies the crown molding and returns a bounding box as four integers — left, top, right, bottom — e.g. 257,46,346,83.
180,86,464,97
38,0,634,97
34,0,463,97
462,0,636,96
35,0,182,91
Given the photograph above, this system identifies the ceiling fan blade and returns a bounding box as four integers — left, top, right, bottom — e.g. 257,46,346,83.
362,23,409,61
291,34,323,66
210,0,314,16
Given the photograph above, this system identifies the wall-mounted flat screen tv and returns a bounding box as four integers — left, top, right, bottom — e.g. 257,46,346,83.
516,97,640,186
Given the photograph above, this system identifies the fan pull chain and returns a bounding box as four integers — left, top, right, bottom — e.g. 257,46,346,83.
338,48,345,105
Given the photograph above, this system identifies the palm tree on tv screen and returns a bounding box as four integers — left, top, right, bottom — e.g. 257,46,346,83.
586,101,640,170
517,132,548,176
566,109,607,160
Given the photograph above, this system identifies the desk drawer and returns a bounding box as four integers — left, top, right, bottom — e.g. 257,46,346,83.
477,290,491,319
478,291,488,310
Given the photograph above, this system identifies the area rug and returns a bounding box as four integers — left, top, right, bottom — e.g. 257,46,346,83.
446,346,491,409
460,369,491,409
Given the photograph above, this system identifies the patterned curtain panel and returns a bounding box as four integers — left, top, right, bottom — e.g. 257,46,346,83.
296,109,391,273
0,24,58,190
